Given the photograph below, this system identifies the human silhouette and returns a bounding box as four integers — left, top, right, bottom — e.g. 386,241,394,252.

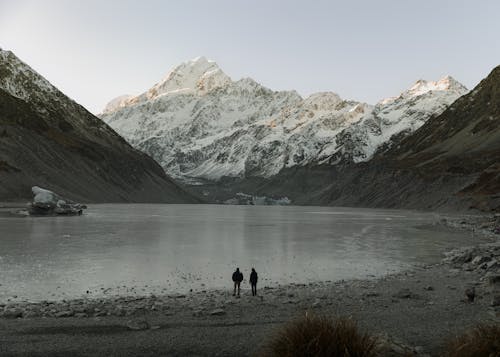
232,267,244,296
249,268,258,296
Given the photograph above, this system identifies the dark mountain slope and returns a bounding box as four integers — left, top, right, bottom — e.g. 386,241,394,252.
0,49,197,203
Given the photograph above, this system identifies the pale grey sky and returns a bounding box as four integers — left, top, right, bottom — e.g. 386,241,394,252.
1,0,499,114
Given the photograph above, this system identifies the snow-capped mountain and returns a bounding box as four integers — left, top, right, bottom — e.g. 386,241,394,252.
100,57,468,183
333,76,468,163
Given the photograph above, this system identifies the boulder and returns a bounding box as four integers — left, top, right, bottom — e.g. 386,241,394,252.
29,186,86,216
1,308,23,318
471,256,491,265
444,248,476,265
209,308,225,316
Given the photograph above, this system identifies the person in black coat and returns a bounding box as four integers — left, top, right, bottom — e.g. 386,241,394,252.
232,267,243,296
249,268,258,296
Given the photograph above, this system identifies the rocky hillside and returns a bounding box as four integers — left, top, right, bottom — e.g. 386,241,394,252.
0,49,197,203
101,57,467,185
253,65,500,211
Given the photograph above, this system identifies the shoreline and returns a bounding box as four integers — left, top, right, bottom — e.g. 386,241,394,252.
0,213,498,356
0,253,498,356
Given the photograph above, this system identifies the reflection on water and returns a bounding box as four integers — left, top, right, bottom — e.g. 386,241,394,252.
0,204,477,301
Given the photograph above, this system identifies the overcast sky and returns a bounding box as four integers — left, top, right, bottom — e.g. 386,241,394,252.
1,0,499,114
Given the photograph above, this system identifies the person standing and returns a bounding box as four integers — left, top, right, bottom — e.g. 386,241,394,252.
232,267,243,296
249,268,258,296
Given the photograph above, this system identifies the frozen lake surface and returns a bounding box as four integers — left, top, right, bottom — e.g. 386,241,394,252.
0,204,478,301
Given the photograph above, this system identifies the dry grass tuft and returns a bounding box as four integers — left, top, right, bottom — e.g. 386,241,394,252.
259,314,381,357
445,324,500,357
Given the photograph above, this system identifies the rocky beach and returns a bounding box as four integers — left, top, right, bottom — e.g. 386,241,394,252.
0,214,498,356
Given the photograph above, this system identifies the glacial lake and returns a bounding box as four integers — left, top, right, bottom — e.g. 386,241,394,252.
0,204,481,302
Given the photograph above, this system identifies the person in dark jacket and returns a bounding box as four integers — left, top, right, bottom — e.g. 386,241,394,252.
249,268,258,296
232,267,243,296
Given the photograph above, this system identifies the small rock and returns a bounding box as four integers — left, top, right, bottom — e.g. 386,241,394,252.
23,311,40,318
55,310,74,318
393,289,418,299
378,334,414,356
491,295,500,307
463,264,475,271
192,310,203,317
488,275,500,286
414,346,425,354
210,308,225,316
126,319,150,331
472,256,491,265
1,308,23,319
424,286,434,291
312,300,321,308
485,260,499,270
488,308,500,318
465,287,476,303
113,308,126,316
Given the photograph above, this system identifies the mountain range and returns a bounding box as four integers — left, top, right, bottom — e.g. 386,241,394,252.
228,66,500,211
101,57,468,186
2,49,498,211
99,56,499,211
0,49,196,203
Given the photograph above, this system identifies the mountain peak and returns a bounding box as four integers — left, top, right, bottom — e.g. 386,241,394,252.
190,56,212,65
408,75,467,97
144,56,230,99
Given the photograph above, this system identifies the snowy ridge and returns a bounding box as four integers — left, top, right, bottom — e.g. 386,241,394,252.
335,76,469,163
0,49,59,106
100,57,468,183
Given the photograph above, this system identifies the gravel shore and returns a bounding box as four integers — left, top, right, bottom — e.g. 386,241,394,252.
0,214,499,356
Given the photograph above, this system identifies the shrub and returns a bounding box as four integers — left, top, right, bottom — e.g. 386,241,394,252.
445,324,500,357
259,314,381,357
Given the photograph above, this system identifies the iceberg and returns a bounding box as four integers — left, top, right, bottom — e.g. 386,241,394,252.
29,186,86,216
